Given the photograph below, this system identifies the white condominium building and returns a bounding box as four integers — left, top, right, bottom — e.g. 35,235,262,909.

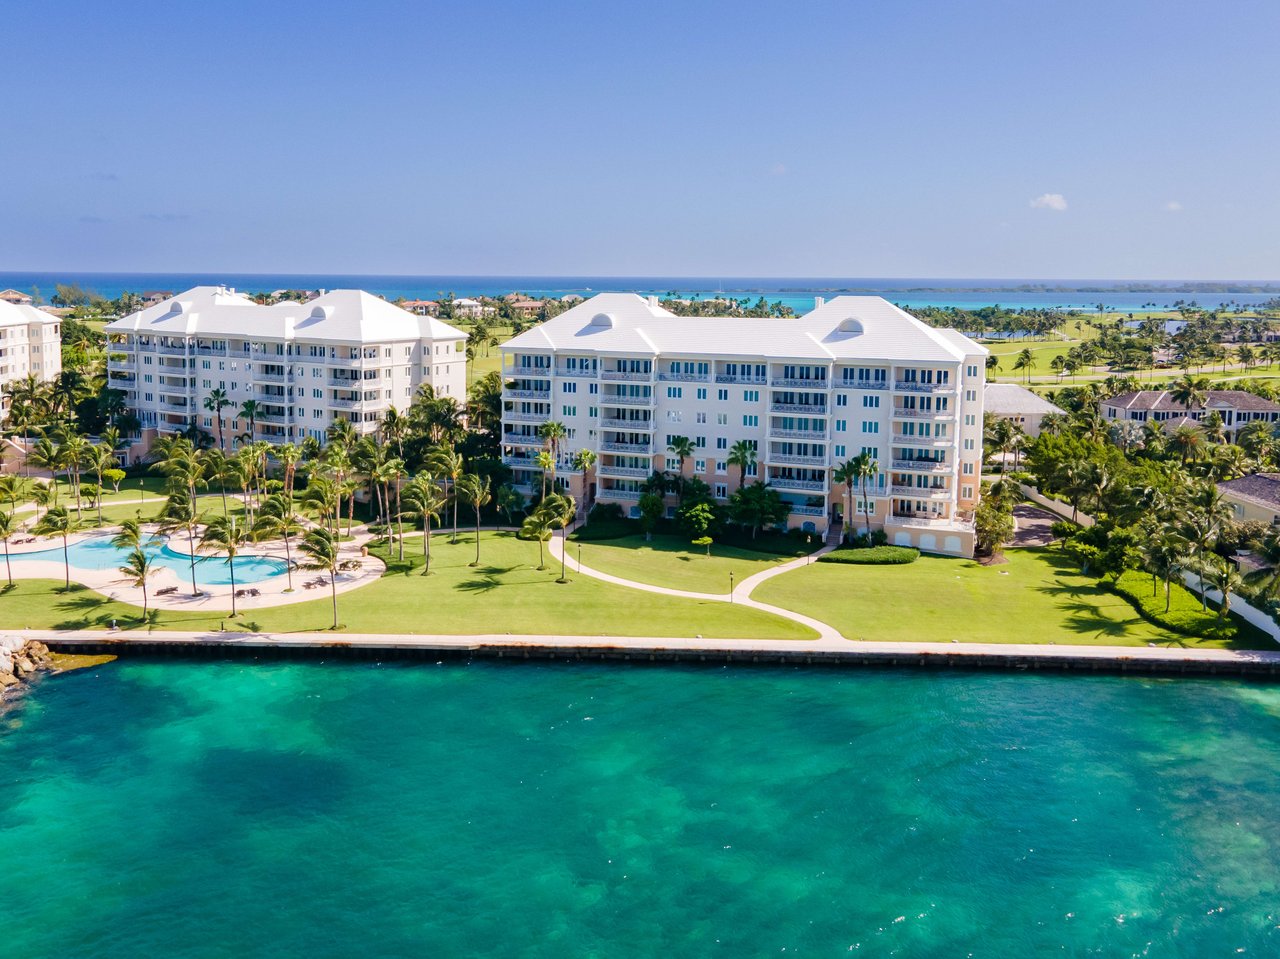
105,287,467,452
0,300,62,422
500,293,987,556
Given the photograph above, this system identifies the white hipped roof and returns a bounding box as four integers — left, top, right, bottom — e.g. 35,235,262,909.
983,383,1065,416
501,293,987,362
104,286,467,344
0,300,60,329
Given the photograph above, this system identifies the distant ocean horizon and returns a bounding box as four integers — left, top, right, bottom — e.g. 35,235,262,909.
3,271,1279,314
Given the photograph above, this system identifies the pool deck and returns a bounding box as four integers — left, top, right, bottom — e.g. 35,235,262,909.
20,629,1280,678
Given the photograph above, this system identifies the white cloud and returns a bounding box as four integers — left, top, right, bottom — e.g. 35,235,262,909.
1029,193,1068,212
1164,200,1183,212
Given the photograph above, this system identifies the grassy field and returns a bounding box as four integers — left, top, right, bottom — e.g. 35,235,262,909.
751,547,1275,650
0,531,816,640
575,533,789,594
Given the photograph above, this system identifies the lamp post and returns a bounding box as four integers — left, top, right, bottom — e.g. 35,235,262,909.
729,570,734,603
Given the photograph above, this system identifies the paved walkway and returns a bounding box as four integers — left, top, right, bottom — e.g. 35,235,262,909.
548,533,843,641
1010,504,1058,547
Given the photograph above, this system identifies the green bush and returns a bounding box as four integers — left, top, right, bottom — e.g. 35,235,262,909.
571,503,636,541
819,545,919,565
1111,570,1237,640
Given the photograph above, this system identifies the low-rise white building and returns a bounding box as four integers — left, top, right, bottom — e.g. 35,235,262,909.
0,300,62,422
105,286,466,453
500,293,987,556
984,383,1064,437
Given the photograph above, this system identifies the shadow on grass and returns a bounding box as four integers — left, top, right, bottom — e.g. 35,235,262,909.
454,574,503,595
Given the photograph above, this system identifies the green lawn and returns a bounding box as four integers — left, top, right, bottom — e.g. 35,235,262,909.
751,547,1275,650
575,533,789,594
0,531,816,640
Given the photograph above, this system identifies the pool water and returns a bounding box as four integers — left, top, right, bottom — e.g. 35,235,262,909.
17,533,290,586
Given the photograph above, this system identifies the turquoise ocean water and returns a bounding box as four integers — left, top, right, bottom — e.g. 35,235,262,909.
2,660,1279,957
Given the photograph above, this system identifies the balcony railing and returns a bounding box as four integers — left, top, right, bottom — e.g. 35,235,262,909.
657,372,709,382
597,464,651,479
600,370,652,382
600,418,654,431
596,488,640,501
157,401,192,414
503,411,548,424
715,374,767,384
554,367,597,378
770,402,827,415
330,398,363,410
194,347,227,357
887,513,973,531
768,453,827,467
891,435,951,447
891,484,951,497
600,440,651,454
601,394,654,407
256,371,293,383
838,379,889,391
768,427,827,440
770,378,829,389
505,389,551,400
892,408,953,419
502,456,539,469
894,381,955,394
788,505,826,516
503,434,543,448
891,459,950,472
156,344,190,355
767,477,827,492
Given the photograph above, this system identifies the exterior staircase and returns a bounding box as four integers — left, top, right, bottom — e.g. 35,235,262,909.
824,517,844,547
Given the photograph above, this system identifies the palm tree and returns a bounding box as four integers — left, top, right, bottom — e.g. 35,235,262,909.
521,507,555,570
402,474,446,575
156,490,203,596
456,473,492,566
544,493,577,583
26,436,60,504
427,446,465,543
32,506,74,589
1205,556,1243,620
727,439,757,491
1013,348,1034,383
203,387,232,450
538,420,568,461
1170,373,1210,416
667,435,694,492
302,474,341,531
118,548,157,621
274,442,303,501
0,474,23,514
111,518,145,551
199,514,250,616
571,448,597,504
237,399,261,445
535,449,556,499
254,495,304,592
1170,425,1203,465
0,510,16,587
57,431,91,516
832,459,856,543
85,444,118,526
298,527,342,629
851,451,879,539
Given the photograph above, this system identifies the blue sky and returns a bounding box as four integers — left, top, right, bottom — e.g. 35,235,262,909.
3,0,1277,279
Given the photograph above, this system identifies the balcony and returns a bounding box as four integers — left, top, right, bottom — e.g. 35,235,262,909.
597,464,651,479
768,477,827,492
657,372,710,382
596,488,639,502
891,459,951,473
890,485,951,498
838,379,889,391
767,453,828,467
600,370,652,382
554,367,597,378
600,440,651,454
769,402,827,415
788,505,826,516
157,400,192,414
329,373,365,387
715,374,768,384
887,512,973,532
601,393,654,407
891,434,951,448
156,343,190,356
769,427,827,440
505,389,551,400
194,346,227,357
257,411,291,425
256,371,293,384
770,378,830,389
107,370,136,383
502,455,539,469
503,411,548,424
329,397,364,410
893,407,953,420
503,434,543,448
600,418,654,431
894,381,955,394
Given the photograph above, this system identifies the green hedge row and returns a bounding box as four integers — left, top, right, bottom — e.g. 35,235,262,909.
819,545,920,565
1110,570,1237,640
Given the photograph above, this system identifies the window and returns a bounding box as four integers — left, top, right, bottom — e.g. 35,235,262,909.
966,389,977,401
716,412,727,425
563,382,577,394
589,406,598,418
862,421,880,434
963,438,975,450
964,414,976,426
696,411,707,423
666,410,682,422
696,388,707,400
694,459,706,473
666,457,679,470
714,483,728,498
716,461,727,474
835,419,847,431
717,389,728,401
744,390,759,402
746,462,758,477
834,444,846,458
962,485,973,498
962,462,975,475
588,383,598,394
743,414,759,427
716,437,727,450
862,395,880,408
562,405,577,417
695,436,706,448
667,386,682,399
836,394,848,407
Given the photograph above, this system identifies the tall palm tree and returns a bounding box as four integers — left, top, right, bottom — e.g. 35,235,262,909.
0,510,16,588
254,494,304,592
402,473,446,575
667,435,694,493
0,474,23,514
535,449,556,499
26,436,60,503
456,473,492,567
157,490,203,596
427,445,465,543
832,459,856,543
571,448,597,505
538,420,568,461
727,439,756,491
203,387,232,450
274,442,303,500
302,474,342,531
57,431,91,516
237,399,261,445
111,518,145,551
85,444,118,526
1170,373,1210,416
544,493,577,584
298,527,341,629
851,450,879,539
32,505,74,589
521,506,555,570
118,548,157,621
199,514,250,616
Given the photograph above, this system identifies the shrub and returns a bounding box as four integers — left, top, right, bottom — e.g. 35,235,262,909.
819,545,919,565
571,502,636,541
1110,570,1237,640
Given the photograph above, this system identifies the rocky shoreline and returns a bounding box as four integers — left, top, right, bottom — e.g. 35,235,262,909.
1,636,55,697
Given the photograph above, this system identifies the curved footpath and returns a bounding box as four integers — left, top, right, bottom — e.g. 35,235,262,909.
548,532,842,641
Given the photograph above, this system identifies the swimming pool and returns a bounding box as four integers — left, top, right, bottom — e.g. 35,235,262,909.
17,534,291,586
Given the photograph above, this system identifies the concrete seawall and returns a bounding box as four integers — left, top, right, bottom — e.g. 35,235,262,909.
25,630,1280,680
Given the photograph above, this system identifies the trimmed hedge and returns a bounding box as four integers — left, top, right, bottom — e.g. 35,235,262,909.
1110,570,1237,640
571,503,638,542
819,545,920,565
